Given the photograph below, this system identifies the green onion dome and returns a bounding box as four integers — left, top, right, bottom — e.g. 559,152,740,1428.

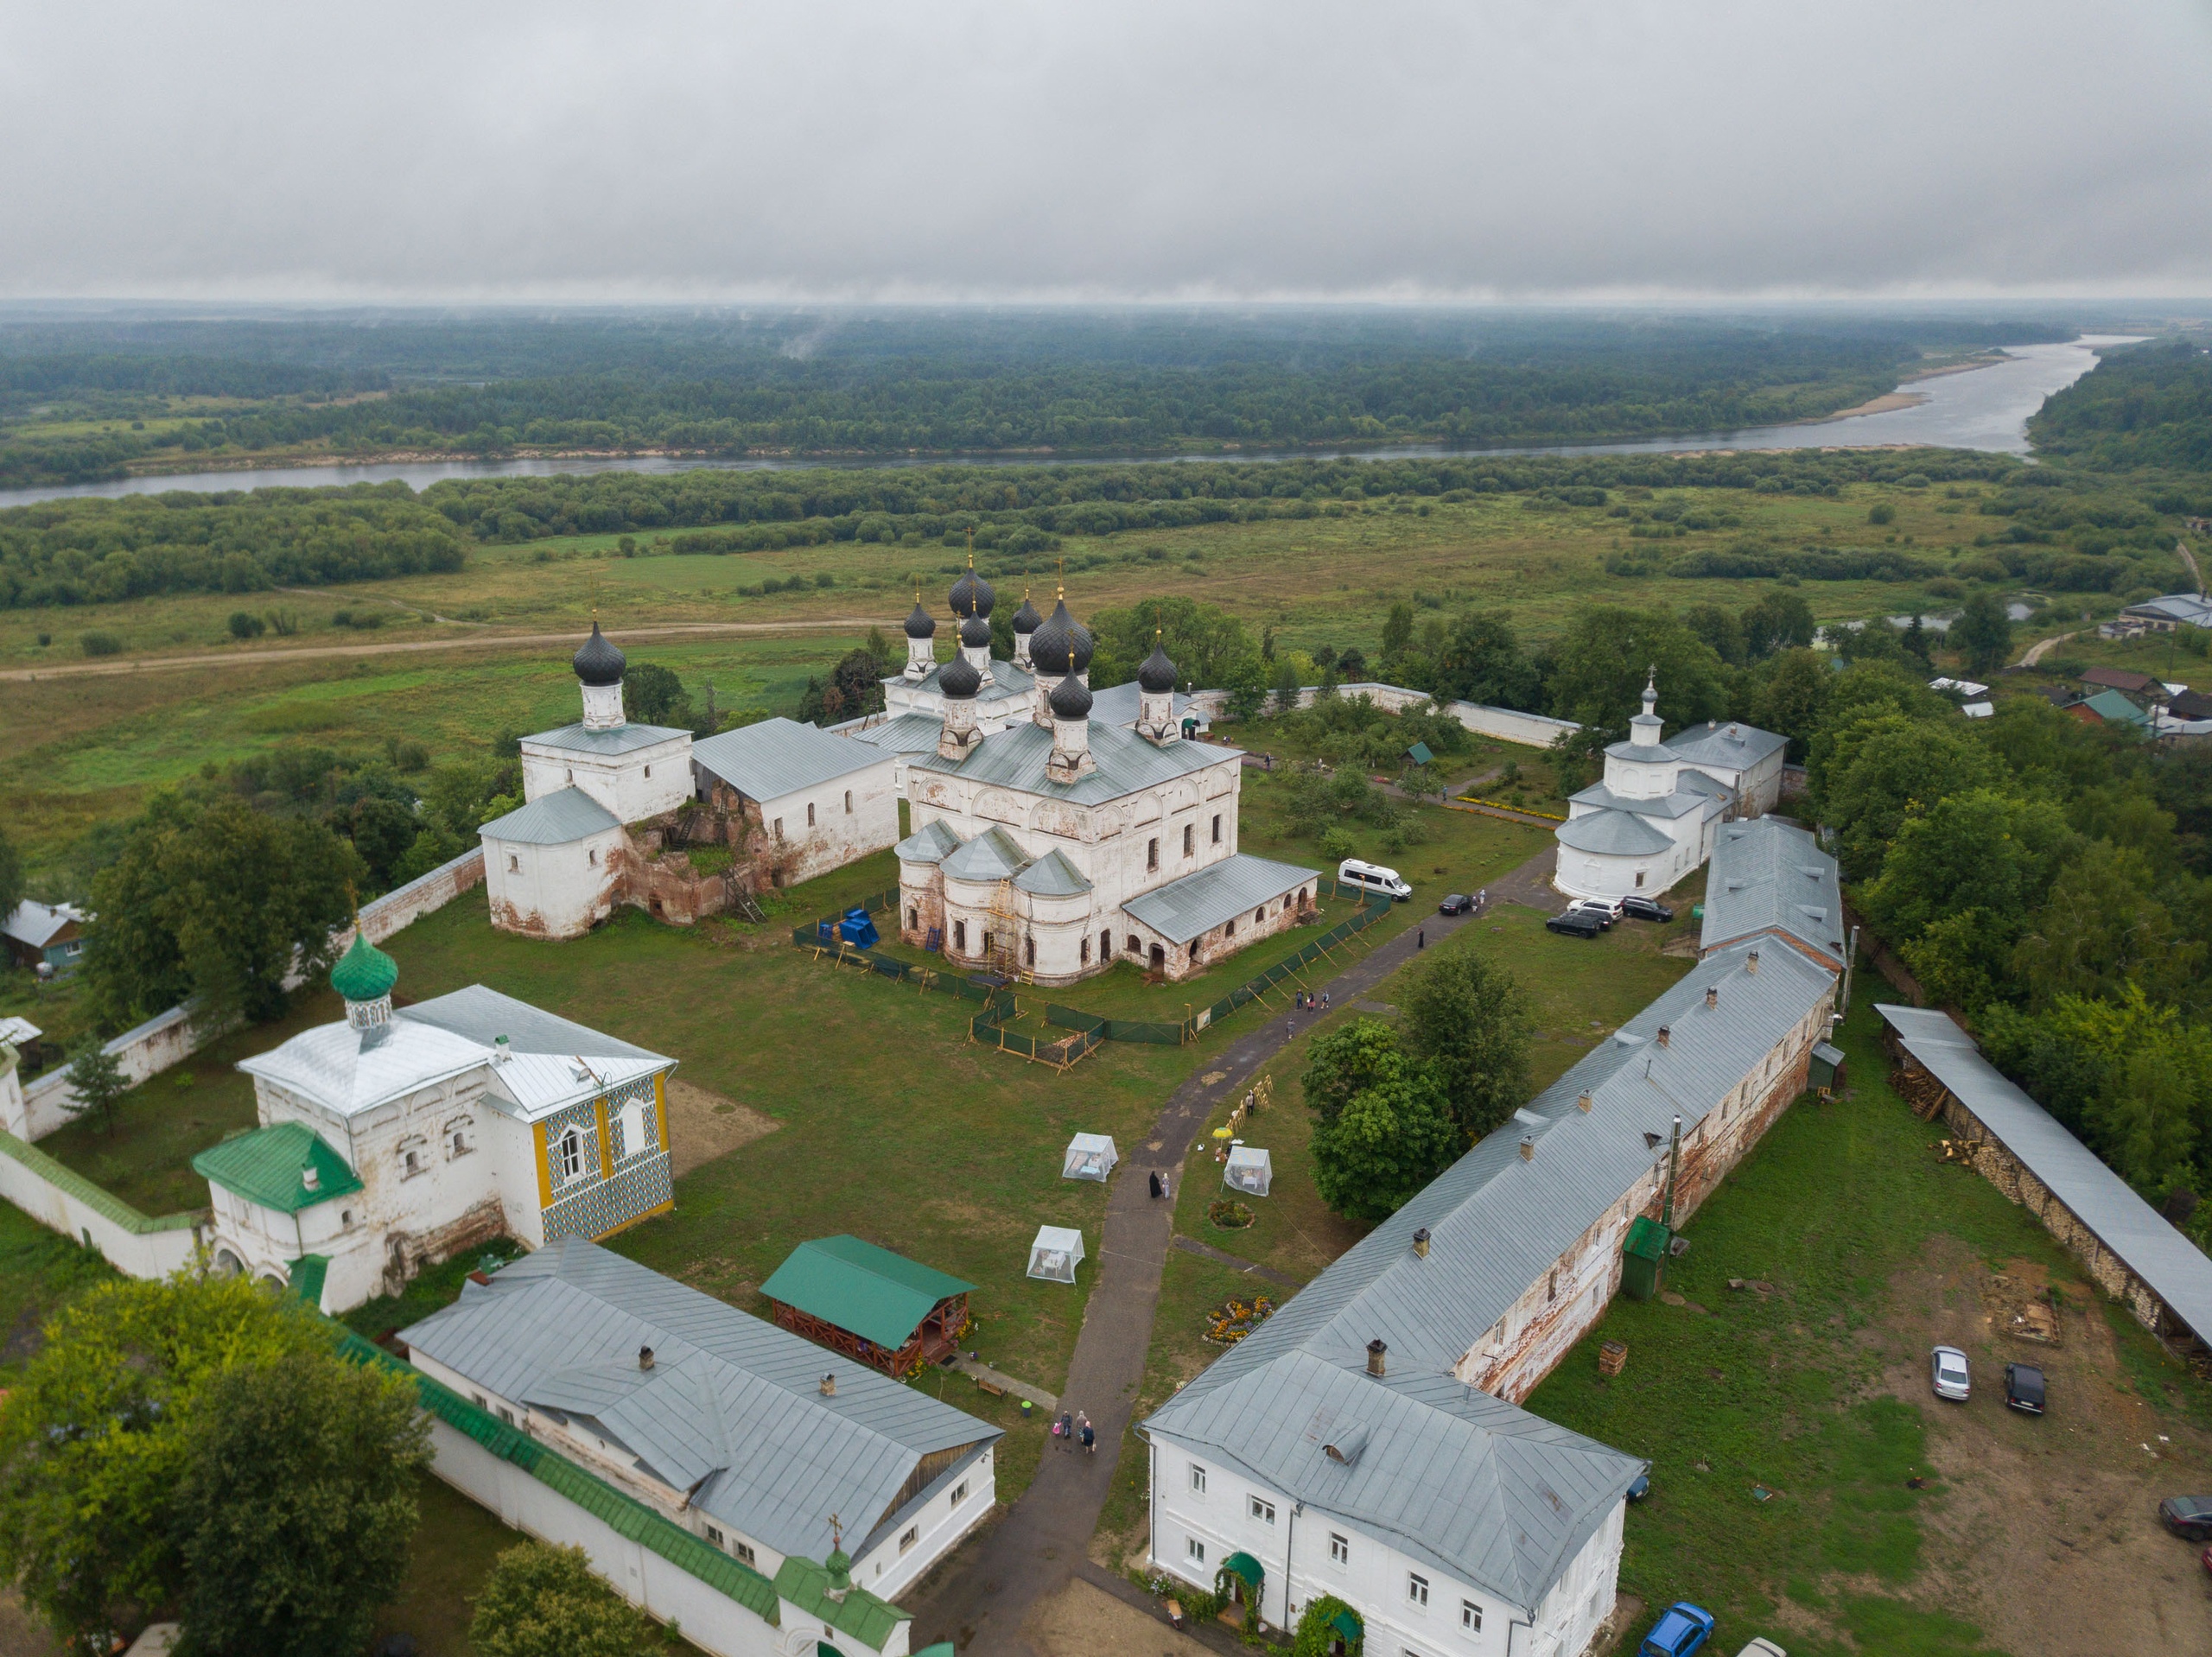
331,931,398,1004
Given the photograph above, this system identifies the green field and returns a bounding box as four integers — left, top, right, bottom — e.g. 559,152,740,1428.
0,473,2123,885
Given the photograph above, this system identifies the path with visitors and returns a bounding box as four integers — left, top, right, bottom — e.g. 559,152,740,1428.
910,846,1561,1655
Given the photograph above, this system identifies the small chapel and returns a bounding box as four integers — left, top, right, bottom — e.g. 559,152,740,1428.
1552,670,1789,901
890,568,1316,984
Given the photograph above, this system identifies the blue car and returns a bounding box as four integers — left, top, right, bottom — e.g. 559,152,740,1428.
1637,1602,1716,1657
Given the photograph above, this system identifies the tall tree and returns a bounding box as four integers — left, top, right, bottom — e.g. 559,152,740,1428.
470,1542,656,1657
1397,949,1531,1144
0,828,22,925
174,1350,429,1657
62,1039,127,1136
1430,612,1543,710
84,793,363,1027
1309,1050,1460,1223
1544,607,1729,733
1951,590,2013,676
1299,1019,1404,1128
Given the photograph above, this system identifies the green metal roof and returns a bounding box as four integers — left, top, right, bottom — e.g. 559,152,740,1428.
1623,1215,1670,1262
291,1254,329,1308
330,930,398,1002
1404,741,1434,765
2078,688,2152,728
192,1121,362,1214
760,1235,975,1350
775,1554,908,1652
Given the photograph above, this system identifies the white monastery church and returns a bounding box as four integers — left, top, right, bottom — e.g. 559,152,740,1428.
889,568,1316,984
1552,672,1787,902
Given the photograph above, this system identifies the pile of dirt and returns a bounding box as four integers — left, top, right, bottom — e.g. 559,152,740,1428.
1981,1267,2064,1347
663,1078,779,1176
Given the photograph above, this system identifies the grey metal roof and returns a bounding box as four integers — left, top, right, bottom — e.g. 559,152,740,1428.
1554,810,1675,857
402,984,665,1065
1669,719,1789,771
479,786,622,845
939,825,1030,882
524,721,694,757
1122,854,1316,944
1086,681,1192,728
2124,594,2212,627
1567,782,1711,822
1876,1006,2212,1348
1147,936,1834,1610
2,901,86,949
893,820,963,864
1699,817,1846,963
1014,848,1092,897
885,657,1035,708
400,1238,1000,1563
850,712,946,754
692,717,891,803
912,715,1237,806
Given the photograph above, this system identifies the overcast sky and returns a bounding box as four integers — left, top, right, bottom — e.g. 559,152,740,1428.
3,1,2209,303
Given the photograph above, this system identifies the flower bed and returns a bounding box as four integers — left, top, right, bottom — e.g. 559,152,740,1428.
1207,1198,1255,1230
1205,1293,1274,1345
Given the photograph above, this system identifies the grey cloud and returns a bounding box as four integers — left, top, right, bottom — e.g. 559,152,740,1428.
2,0,2209,299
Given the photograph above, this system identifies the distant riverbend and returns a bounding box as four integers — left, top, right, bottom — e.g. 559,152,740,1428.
0,335,2139,511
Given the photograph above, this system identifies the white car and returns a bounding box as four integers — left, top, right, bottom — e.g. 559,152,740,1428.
1566,896,1623,927
1930,1344,1970,1402
1738,1641,1788,1657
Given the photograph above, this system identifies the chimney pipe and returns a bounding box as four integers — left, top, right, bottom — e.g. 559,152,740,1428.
1412,1227,1430,1259
1365,1339,1387,1378
301,1163,320,1191
1519,1133,1535,1161
1705,986,1718,1010
819,1371,837,1397
1656,1025,1671,1049
1577,1089,1593,1113
1746,949,1760,976
638,1345,655,1372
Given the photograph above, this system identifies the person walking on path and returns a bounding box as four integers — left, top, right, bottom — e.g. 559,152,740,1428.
1078,1413,1096,1455
1148,1171,1162,1199
1055,1410,1073,1450
1321,990,1331,1011
1418,928,1426,949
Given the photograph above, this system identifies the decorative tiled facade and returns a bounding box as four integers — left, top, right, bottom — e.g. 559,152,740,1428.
538,1076,675,1244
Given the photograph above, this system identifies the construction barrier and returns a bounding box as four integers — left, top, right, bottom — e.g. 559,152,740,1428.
791,879,1395,1051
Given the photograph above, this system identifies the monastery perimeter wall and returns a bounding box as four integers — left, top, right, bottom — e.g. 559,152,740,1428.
1186,681,1580,751
10,848,487,1143
0,1125,207,1279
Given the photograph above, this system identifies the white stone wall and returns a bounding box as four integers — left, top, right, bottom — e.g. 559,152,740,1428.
1150,1439,1622,1654
0,1133,206,1279
484,823,626,940
852,1448,997,1602
522,732,695,822
753,756,901,886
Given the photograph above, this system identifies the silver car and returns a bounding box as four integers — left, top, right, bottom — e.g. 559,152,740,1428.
1738,1641,1789,1657
1930,1344,1970,1402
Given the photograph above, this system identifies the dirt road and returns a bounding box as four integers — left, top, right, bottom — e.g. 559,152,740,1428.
0,618,900,683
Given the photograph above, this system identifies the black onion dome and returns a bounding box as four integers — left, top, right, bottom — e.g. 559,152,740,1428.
938,651,981,698
959,615,993,650
572,621,626,686
903,598,936,639
1030,599,1076,674
949,565,995,619
1138,635,1179,693
1049,673,1094,720
1012,591,1043,634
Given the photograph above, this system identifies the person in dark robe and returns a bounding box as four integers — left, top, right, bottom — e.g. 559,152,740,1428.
1148,1171,1163,1199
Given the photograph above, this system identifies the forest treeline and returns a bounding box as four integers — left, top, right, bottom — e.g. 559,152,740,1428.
2,446,2202,610
2029,338,2212,471
0,309,2079,487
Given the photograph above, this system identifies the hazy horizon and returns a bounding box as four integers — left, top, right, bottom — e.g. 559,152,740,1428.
5,2,2211,305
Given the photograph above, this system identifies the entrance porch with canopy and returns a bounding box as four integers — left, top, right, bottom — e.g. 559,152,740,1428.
760,1234,974,1377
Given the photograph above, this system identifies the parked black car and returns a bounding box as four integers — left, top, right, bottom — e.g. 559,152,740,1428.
1438,893,1474,915
1620,896,1675,923
2004,1362,2046,1415
1546,911,1606,938
2159,1495,2212,1541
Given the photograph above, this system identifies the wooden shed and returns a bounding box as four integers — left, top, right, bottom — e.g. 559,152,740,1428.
760,1235,974,1377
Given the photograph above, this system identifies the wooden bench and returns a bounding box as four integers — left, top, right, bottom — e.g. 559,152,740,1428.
972,1375,1007,1399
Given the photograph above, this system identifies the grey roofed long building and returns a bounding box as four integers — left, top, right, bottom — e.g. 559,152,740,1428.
1122,853,1316,945
692,716,889,802
479,784,621,845
1145,934,1834,1610
400,1238,1001,1562
1699,816,1846,967
1667,719,1789,771
909,715,1234,805
1876,1006,2212,1349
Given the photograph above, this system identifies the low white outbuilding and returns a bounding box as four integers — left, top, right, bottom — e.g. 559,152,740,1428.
1223,1146,1273,1197
1062,1133,1118,1182
1027,1225,1085,1283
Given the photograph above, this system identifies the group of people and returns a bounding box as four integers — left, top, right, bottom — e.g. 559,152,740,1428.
1053,1408,1096,1454
1294,988,1331,1013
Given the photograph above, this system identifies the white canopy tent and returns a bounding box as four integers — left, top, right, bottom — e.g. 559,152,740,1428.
1062,1133,1118,1182
1027,1225,1086,1283
1224,1146,1274,1197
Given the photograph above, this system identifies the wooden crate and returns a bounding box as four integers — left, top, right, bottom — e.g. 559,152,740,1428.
1599,1340,1629,1377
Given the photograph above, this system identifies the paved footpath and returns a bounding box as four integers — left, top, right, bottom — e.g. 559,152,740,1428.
911,859,1557,1654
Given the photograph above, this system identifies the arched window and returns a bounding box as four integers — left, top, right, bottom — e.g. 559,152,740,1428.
908,907,919,930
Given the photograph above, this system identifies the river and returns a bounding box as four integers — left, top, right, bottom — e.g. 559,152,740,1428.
0,333,2142,511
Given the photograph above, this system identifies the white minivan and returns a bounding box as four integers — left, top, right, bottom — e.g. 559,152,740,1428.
1337,858,1413,901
